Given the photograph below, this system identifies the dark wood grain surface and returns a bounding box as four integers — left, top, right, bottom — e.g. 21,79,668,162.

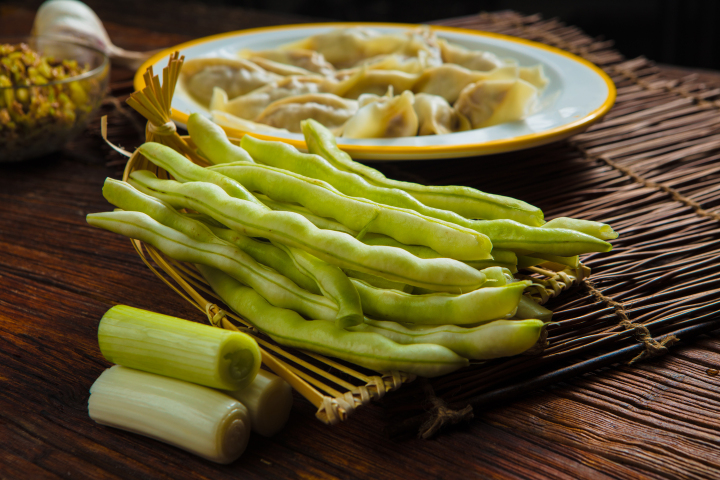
2,3,720,479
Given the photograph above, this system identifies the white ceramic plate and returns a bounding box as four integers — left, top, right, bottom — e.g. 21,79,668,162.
135,23,616,160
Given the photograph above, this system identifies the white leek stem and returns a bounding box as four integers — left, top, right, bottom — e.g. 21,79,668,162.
89,366,251,464
225,370,293,437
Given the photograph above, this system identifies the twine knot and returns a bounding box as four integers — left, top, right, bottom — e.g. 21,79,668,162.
147,120,177,136
418,383,473,439
585,280,679,363
204,303,227,327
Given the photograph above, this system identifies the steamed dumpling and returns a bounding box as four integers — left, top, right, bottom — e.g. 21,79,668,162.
413,93,470,135
244,57,316,77
279,27,441,69
413,64,518,104
210,75,354,121
211,110,290,134
454,79,538,129
337,68,419,100
254,93,358,133
181,57,281,106
240,48,335,76
342,90,418,138
519,65,549,90
438,39,505,72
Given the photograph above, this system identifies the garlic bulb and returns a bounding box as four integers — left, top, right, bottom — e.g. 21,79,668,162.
33,0,155,69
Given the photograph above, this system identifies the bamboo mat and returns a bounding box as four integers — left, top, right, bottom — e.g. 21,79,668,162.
100,11,720,437
376,11,720,436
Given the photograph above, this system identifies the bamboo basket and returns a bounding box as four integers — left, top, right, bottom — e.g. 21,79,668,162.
101,12,720,436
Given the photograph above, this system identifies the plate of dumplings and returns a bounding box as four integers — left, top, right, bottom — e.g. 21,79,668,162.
136,23,616,160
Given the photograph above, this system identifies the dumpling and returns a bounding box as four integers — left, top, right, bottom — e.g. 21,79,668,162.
413,64,518,104
240,48,335,76
519,65,549,90
245,56,316,77
454,79,538,129
438,39,505,72
254,93,358,133
354,51,439,74
210,74,366,121
279,27,441,69
211,110,290,134
337,68,419,100
413,93,470,135
342,90,418,138
181,57,281,106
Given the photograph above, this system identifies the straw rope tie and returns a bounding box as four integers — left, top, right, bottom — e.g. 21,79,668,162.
204,303,227,327
584,280,678,363
147,120,177,136
418,383,473,439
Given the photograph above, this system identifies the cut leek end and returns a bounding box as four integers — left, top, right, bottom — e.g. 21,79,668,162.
89,366,252,464
226,370,294,437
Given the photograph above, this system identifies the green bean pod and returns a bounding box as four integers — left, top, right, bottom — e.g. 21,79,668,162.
255,193,357,235
360,233,518,272
208,162,492,261
344,269,413,293
514,295,553,322
206,225,321,295
351,278,531,325
275,244,364,328
103,178,322,296
86,210,337,321
301,118,545,226
352,319,545,360
543,217,618,240
138,142,264,207
198,265,469,377
127,170,488,293
187,113,255,164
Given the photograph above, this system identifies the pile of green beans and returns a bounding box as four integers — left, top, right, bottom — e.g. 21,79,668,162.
87,113,618,377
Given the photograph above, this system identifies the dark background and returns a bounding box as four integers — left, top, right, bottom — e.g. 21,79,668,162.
4,0,720,70
194,0,720,70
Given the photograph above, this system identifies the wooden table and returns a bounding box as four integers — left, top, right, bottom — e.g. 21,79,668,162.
2,3,720,479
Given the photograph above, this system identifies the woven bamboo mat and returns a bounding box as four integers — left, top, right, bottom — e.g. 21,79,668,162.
375,11,720,436
101,11,720,437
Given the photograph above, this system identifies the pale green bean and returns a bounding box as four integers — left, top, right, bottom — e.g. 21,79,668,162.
87,209,337,321
344,269,413,293
514,295,553,322
351,319,545,360
275,243,364,328
301,118,545,226
350,278,530,325
198,265,469,377
127,171,487,292
138,142,264,207
187,113,255,164
255,193,357,235
543,217,618,240
208,161,492,260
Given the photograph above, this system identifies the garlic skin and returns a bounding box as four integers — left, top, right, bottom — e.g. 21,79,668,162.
33,0,154,69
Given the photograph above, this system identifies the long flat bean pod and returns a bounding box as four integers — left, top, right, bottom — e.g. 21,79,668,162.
103,179,321,295
187,113,255,164
138,142,264,207
208,162,492,260
351,319,545,360
87,210,337,320
351,278,530,325
543,217,618,240
198,265,469,377
231,135,612,255
275,244,364,328
255,193,357,235
360,233,518,272
301,118,545,226
127,171,488,292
